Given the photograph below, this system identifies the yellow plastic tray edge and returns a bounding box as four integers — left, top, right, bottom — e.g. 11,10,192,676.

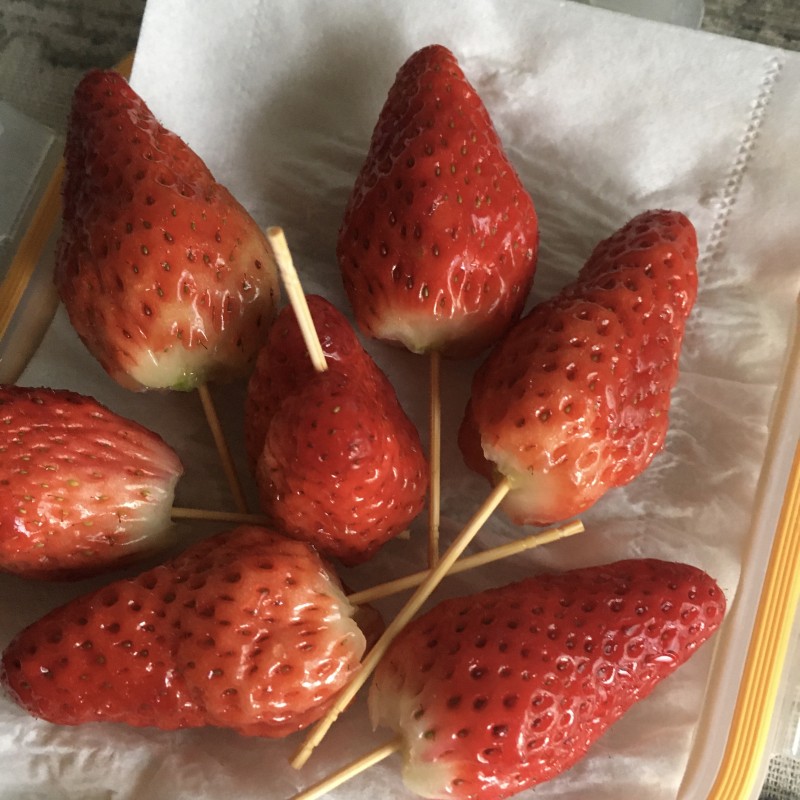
0,161,63,345
706,305,800,800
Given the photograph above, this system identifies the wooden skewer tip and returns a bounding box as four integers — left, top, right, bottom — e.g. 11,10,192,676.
265,226,328,373
290,737,402,800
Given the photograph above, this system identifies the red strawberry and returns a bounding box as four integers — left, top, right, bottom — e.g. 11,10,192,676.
459,210,698,524
369,558,725,799
55,70,279,391
2,526,366,737
0,385,182,580
245,295,428,565
337,45,538,358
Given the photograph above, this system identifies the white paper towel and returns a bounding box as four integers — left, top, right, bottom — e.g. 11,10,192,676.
3,0,800,798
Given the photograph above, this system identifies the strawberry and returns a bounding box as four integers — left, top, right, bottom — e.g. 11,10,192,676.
459,210,698,524
55,70,279,391
0,385,182,580
369,558,725,799
245,295,428,565
337,45,539,358
2,525,366,737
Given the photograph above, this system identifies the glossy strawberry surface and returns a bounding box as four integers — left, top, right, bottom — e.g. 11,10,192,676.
338,45,538,358
460,210,698,524
2,526,366,737
245,296,428,565
370,558,725,799
0,385,182,579
55,70,279,391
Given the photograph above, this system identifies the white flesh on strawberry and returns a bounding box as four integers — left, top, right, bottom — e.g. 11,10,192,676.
106,465,182,549
482,444,574,525
368,680,456,799
372,307,484,355
47,436,186,553
123,342,222,391
118,297,274,391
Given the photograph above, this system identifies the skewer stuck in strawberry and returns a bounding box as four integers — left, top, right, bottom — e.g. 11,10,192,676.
245,296,428,565
55,70,279,391
337,44,539,565
459,210,698,525
0,385,182,580
369,558,725,799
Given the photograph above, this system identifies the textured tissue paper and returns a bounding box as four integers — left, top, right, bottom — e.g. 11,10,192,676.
2,0,800,798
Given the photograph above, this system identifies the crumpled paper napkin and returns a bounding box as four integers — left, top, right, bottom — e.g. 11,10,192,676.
2,0,799,797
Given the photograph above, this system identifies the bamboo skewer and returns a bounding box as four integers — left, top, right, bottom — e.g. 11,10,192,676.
290,517,585,798
291,477,512,770
266,227,328,373
291,737,402,800
191,235,322,522
170,507,269,525
196,383,250,514
171,511,582,606
348,519,583,606
427,350,442,568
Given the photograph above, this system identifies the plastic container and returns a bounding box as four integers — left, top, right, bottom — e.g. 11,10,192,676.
677,314,800,799
0,102,59,278
0,102,61,383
